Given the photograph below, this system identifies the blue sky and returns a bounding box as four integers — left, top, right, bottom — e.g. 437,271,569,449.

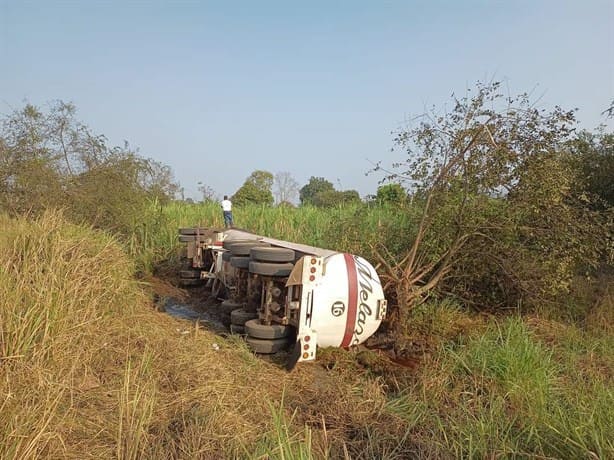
1,0,613,200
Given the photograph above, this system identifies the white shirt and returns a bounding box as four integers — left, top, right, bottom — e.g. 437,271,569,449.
221,199,232,212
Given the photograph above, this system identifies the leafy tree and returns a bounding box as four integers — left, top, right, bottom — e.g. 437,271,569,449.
273,171,299,205
569,130,614,209
310,189,361,207
0,102,73,213
138,158,178,202
376,183,407,205
299,176,360,207
232,170,274,206
340,190,361,204
310,189,339,207
568,129,614,268
338,190,361,205
0,101,179,234
373,81,606,323
299,176,335,205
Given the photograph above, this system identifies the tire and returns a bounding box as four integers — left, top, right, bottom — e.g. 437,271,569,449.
220,299,243,314
246,336,290,354
230,308,258,326
230,256,250,269
180,270,201,279
222,238,256,250
250,247,295,263
229,242,269,256
222,251,232,262
179,278,202,287
245,319,291,339
249,261,294,277
230,324,245,335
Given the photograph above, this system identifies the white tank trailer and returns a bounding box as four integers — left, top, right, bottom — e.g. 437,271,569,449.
177,227,387,369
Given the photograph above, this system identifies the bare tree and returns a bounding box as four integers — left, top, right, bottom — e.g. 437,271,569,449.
274,171,299,205
197,182,218,203
602,99,614,119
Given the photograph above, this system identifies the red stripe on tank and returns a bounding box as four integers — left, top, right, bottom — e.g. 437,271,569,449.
341,253,358,348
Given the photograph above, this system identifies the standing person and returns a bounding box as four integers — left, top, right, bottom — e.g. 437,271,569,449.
221,195,233,228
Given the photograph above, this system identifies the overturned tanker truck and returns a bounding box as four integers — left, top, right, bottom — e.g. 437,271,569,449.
177,227,387,369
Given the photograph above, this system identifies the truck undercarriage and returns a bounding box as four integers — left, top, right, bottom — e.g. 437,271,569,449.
177,226,387,369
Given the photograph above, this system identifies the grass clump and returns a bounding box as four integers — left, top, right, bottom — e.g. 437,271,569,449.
0,211,145,458
242,397,316,460
384,316,613,458
0,211,140,362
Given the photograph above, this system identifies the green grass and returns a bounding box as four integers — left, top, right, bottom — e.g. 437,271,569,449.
383,315,613,458
243,396,317,460
125,200,417,273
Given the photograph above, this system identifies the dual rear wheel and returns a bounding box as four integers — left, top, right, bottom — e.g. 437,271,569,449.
230,316,293,354
228,246,296,354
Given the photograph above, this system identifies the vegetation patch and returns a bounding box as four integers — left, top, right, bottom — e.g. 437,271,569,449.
1,85,612,458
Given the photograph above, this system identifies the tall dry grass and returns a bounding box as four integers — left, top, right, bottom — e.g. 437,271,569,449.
0,211,143,458
0,212,140,360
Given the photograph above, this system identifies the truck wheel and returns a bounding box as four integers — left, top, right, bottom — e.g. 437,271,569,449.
180,270,201,279
229,242,269,256
230,256,250,269
230,324,245,335
223,238,257,250
250,247,295,263
248,261,294,277
180,257,193,269
220,299,243,314
230,308,257,326
246,336,290,354
245,319,291,339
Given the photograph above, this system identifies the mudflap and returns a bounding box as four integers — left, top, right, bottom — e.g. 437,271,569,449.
286,340,302,371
